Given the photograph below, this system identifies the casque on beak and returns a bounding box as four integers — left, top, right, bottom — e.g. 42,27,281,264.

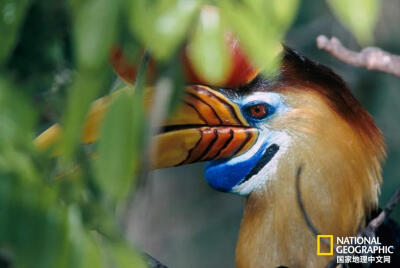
153,85,258,169
35,85,258,169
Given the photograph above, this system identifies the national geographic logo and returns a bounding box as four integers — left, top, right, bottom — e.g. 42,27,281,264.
317,235,395,265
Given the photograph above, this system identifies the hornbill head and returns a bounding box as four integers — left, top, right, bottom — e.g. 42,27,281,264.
154,46,385,199
155,79,288,196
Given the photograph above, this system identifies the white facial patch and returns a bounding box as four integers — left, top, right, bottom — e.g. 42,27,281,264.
231,131,292,195
239,92,289,118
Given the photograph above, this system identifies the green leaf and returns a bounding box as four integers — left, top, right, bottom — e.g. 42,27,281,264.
109,241,147,268
271,0,300,31
0,0,31,64
129,0,200,61
187,6,230,85
66,206,104,268
0,174,70,268
0,79,38,181
0,75,36,144
74,0,119,69
60,72,105,161
60,0,121,160
219,1,282,75
94,90,137,200
327,0,380,45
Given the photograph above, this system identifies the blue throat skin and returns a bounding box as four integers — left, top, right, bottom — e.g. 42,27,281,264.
204,139,280,192
204,142,268,192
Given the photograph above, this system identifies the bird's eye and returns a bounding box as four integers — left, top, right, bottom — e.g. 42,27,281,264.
246,103,269,120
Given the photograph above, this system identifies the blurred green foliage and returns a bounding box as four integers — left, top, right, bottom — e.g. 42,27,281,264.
0,0,31,63
130,0,199,61
95,90,139,201
327,0,381,45
0,0,387,267
188,6,230,85
220,0,299,74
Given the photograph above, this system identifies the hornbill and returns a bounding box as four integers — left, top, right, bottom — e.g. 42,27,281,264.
36,46,400,267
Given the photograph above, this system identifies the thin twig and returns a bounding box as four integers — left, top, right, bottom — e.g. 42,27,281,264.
121,54,172,268
366,189,400,231
316,35,400,77
325,252,339,268
145,253,168,268
354,188,400,245
133,52,151,93
134,76,173,189
122,52,151,232
122,53,173,230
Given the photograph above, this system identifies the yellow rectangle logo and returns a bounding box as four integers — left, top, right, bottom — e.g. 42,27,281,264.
317,235,333,256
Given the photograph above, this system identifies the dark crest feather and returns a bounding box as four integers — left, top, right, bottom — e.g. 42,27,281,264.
279,46,382,145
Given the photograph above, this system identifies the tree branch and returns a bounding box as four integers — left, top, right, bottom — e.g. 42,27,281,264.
316,35,400,78
145,253,168,268
359,189,400,240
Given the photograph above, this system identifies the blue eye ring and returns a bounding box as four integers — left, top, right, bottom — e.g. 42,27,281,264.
243,102,275,121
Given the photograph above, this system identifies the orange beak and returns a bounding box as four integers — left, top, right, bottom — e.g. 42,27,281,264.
153,85,258,168
35,85,258,169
